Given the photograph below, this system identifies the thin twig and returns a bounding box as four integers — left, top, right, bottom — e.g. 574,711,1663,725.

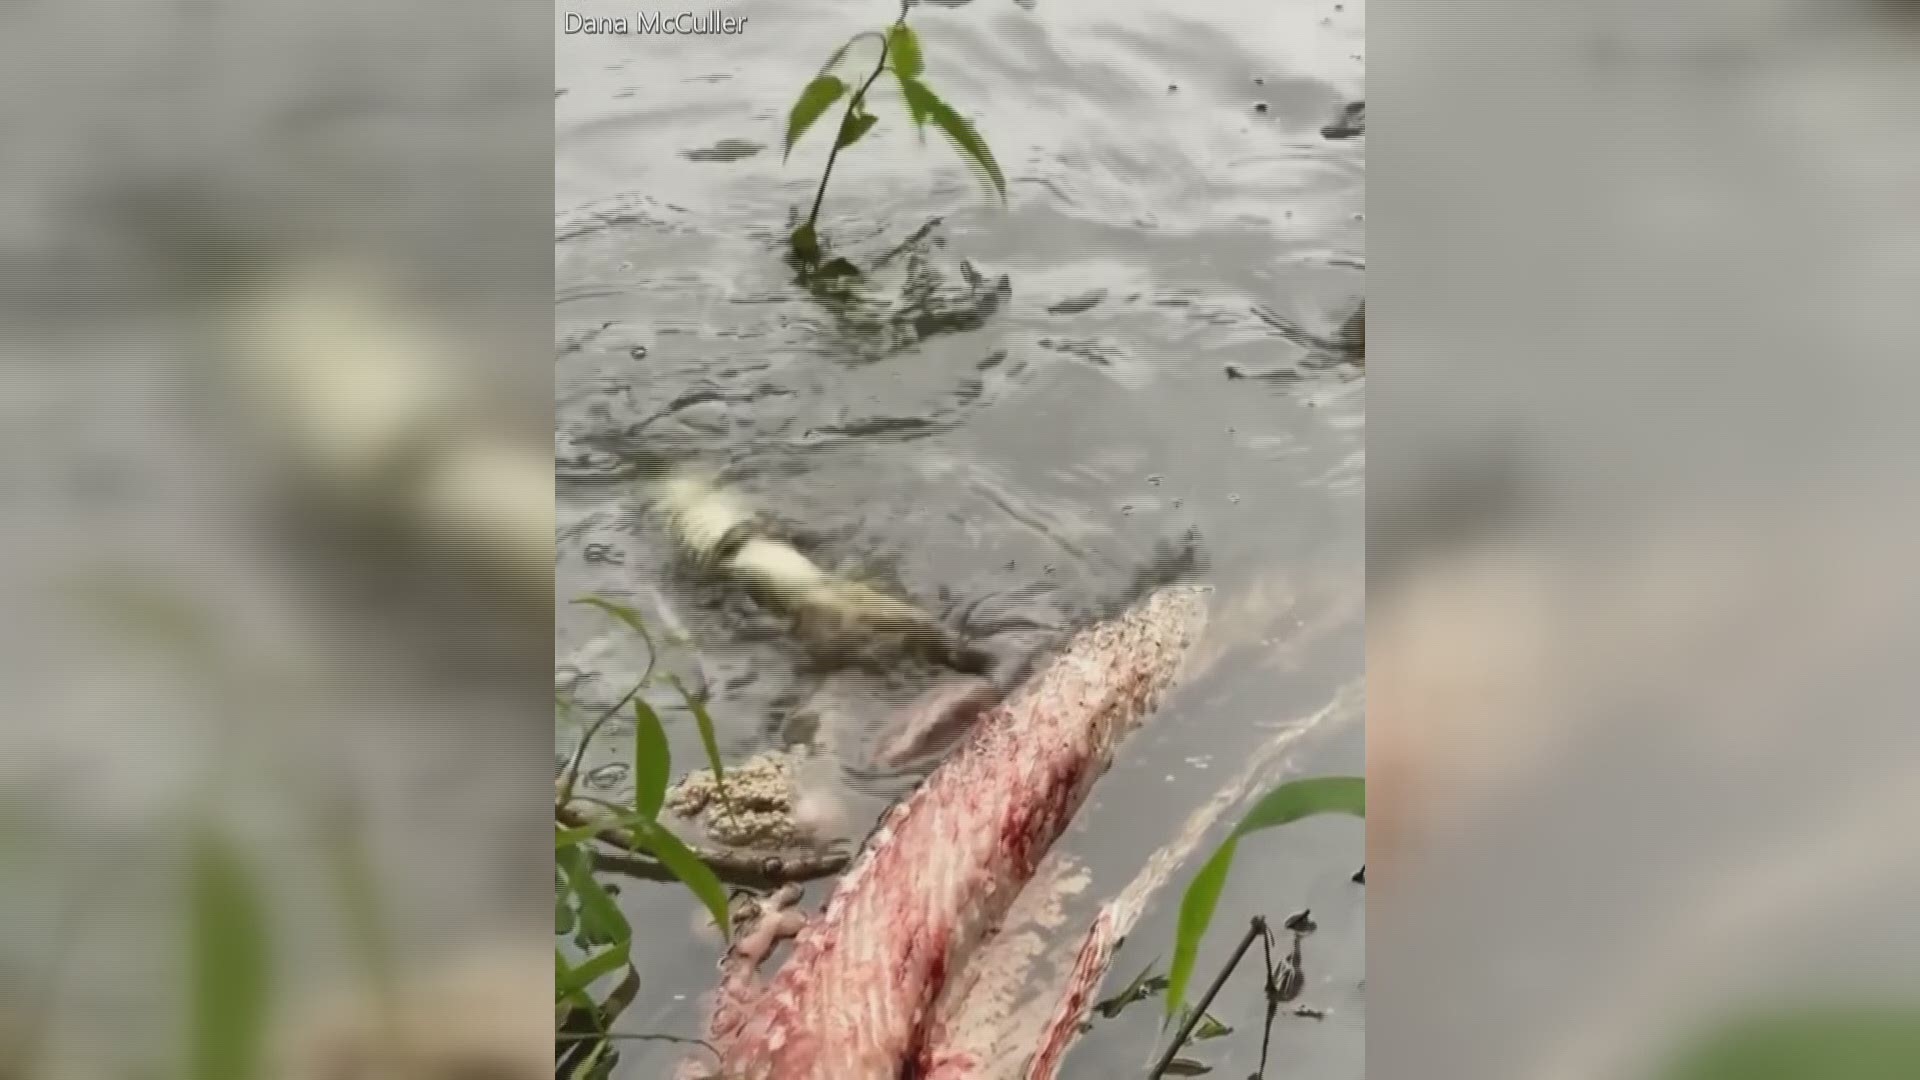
1256,923,1281,1078
556,801,851,886
1151,916,1268,1078
556,1030,721,1057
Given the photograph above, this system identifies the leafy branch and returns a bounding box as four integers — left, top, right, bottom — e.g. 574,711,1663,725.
554,597,737,1078
784,1,1006,264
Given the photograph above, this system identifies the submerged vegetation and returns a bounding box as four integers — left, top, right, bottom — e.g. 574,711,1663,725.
783,0,1006,269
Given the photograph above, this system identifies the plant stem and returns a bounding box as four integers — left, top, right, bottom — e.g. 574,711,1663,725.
1151,916,1269,1078
804,29,896,235
1255,924,1281,1078
558,681,643,805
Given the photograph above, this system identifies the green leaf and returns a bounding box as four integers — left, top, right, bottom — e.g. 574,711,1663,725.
894,71,930,143
556,820,604,849
558,845,630,948
1164,776,1364,1021
790,223,822,263
555,868,578,937
818,30,883,78
554,949,586,1011
887,24,924,81
837,110,879,150
628,818,731,937
555,940,631,1000
569,1037,612,1080
187,826,271,1080
895,75,1007,204
573,597,656,657
1233,776,1366,836
785,74,848,161
1164,838,1237,1027
632,698,671,822
665,673,726,791
555,807,654,850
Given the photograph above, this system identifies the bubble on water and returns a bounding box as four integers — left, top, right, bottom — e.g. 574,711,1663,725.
630,345,649,360
1120,505,1134,516
1172,497,1184,508
1228,493,1242,504
1147,474,1163,485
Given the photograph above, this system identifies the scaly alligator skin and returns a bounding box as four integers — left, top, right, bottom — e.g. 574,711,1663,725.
689,585,1209,1080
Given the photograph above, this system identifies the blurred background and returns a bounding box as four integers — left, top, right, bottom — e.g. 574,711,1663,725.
1370,0,1920,1077
0,0,552,1077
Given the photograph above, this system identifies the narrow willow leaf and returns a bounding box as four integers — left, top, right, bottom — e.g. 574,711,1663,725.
818,30,884,77
573,597,656,655
632,698,671,822
555,939,630,1000
837,110,879,150
558,845,629,948
555,820,605,849
629,818,731,937
665,673,726,790
187,826,271,1080
893,70,930,143
554,808,654,850
887,23,924,81
569,1037,612,1080
555,868,577,937
785,74,848,161
1232,776,1366,838
1163,1058,1213,1077
554,949,586,1010
896,76,1006,203
1164,837,1236,1024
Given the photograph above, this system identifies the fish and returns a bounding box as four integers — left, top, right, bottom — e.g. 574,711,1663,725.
687,584,1210,1080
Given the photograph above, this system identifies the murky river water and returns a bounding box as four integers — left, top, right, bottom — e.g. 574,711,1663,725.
557,0,1365,1074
